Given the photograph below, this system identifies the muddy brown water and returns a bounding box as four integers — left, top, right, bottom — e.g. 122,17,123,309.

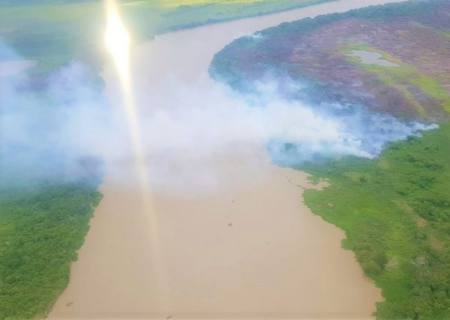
49,1,405,318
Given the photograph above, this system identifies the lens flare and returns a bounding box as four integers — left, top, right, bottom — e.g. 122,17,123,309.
104,0,146,193
104,0,130,81
103,0,169,311
104,0,150,216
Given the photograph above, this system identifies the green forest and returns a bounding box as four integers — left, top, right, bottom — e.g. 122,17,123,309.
0,183,101,319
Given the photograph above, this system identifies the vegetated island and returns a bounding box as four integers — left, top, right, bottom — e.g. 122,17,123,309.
210,0,450,318
0,1,335,319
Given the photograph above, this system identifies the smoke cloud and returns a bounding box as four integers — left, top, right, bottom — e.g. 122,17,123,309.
0,42,436,194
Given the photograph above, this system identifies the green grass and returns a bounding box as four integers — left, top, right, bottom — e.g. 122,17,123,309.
301,123,450,319
342,43,450,117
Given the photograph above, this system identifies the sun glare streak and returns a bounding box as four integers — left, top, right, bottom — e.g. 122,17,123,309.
104,0,149,217
104,0,169,312
104,0,130,81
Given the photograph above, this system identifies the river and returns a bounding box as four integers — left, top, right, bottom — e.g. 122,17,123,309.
49,0,403,318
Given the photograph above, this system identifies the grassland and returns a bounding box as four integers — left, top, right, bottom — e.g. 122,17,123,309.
341,43,450,118
302,123,450,319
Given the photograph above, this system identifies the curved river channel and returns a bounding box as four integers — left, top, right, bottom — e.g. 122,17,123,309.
50,0,403,318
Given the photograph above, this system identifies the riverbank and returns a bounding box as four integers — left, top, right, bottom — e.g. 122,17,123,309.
302,123,450,319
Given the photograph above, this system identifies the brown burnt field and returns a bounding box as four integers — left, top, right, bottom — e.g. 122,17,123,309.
211,0,450,122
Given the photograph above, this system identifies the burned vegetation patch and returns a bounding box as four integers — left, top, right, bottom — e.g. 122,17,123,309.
211,0,450,122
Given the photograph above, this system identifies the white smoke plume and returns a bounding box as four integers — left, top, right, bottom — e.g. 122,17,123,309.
0,42,436,193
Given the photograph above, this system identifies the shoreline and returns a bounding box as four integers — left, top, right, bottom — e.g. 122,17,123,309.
49,1,405,318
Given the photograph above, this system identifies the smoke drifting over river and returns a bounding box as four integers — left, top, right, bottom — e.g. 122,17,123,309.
0,43,435,192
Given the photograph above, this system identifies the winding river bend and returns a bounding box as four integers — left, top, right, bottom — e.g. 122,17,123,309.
50,0,403,318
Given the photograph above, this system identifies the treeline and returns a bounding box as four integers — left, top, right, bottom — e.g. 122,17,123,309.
260,0,449,37
0,0,332,75
302,123,450,319
152,0,331,35
0,182,101,319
